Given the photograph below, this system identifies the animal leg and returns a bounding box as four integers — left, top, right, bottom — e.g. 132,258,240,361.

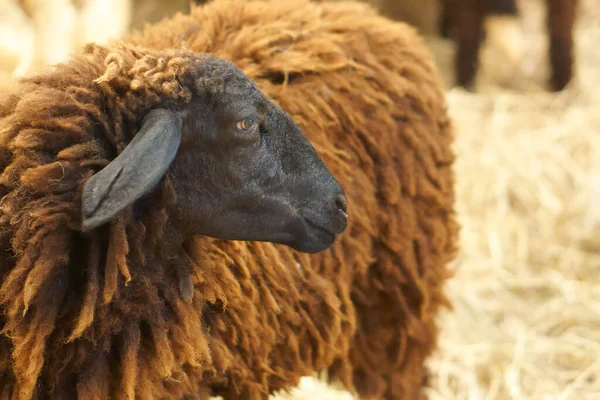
546,0,578,91
444,0,487,88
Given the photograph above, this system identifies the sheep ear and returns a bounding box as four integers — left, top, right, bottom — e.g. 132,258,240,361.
81,108,183,231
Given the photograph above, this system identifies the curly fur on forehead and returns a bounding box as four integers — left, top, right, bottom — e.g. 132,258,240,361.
93,43,258,110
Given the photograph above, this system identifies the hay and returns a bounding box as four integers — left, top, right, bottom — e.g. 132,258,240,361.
422,0,600,399
1,0,599,399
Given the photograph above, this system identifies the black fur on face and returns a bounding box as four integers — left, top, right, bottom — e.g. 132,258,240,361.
169,58,348,253
82,56,348,253
167,57,348,254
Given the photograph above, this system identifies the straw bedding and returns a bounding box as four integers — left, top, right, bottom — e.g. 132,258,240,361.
0,0,598,399
420,0,600,398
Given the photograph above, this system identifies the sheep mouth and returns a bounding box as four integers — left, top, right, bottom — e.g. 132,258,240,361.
303,217,337,238
287,217,339,253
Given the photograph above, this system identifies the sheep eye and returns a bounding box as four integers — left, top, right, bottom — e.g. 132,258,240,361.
236,116,257,131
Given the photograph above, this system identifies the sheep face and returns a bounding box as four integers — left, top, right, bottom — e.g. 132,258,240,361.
169,60,349,253
82,57,348,253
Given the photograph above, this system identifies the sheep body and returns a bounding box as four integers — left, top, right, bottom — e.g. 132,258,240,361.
0,0,458,399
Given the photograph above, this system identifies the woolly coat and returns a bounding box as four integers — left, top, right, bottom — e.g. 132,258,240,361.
0,0,458,399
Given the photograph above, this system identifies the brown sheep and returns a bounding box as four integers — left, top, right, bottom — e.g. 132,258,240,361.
0,0,458,399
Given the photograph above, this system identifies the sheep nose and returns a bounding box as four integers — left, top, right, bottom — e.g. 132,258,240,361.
335,192,348,216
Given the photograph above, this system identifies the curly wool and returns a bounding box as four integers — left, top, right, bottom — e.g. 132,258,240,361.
0,0,459,399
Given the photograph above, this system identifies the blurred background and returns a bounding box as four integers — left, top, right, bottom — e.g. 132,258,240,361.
1,0,598,399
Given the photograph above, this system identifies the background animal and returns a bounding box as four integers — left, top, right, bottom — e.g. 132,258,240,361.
441,0,579,90
0,0,458,399
362,0,578,91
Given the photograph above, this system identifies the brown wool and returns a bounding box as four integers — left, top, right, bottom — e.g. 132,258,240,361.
0,1,458,399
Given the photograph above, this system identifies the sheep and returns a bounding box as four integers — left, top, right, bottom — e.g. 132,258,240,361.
0,0,459,399
0,42,349,398
442,0,579,91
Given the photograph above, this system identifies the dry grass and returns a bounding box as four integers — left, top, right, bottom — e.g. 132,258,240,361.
422,0,600,399
1,0,599,399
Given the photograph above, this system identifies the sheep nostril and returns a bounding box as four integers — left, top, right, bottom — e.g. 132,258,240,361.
335,193,348,215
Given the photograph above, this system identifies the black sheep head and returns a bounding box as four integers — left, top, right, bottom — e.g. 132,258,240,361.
81,56,348,253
